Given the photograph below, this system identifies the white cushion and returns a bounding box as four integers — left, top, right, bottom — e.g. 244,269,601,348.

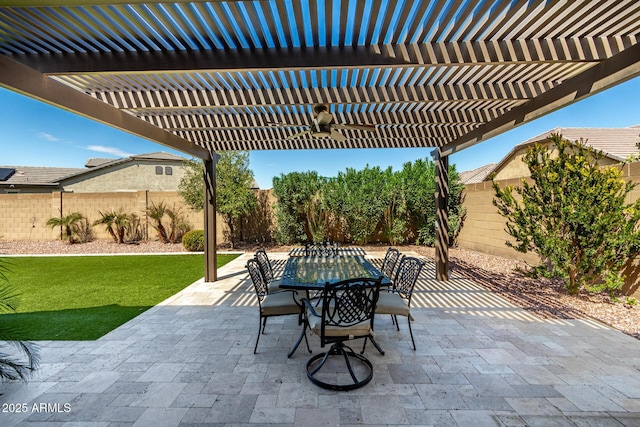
375,292,410,316
306,309,372,338
261,291,301,316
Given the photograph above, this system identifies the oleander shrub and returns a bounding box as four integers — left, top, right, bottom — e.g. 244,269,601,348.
493,133,640,295
182,229,205,251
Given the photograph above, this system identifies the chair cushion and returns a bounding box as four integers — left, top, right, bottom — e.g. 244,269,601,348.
261,291,301,316
375,292,410,316
267,279,282,293
306,309,372,338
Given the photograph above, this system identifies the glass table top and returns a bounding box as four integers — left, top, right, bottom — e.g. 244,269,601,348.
280,255,389,290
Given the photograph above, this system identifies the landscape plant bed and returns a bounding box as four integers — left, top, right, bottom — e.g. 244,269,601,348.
0,253,238,340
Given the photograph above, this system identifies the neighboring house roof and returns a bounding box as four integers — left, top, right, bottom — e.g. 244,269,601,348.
85,158,114,168
0,166,85,187
62,152,187,183
518,126,640,161
459,163,497,184
0,152,187,188
483,125,640,181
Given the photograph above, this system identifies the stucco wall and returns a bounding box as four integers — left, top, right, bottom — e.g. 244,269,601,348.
493,141,621,181
63,160,186,193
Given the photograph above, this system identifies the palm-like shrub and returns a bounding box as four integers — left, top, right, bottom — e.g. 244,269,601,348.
0,258,39,381
147,202,191,243
46,212,89,244
94,209,124,243
146,201,169,243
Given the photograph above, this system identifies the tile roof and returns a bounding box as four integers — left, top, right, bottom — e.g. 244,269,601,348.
519,126,640,161
459,163,497,184
85,158,114,168
0,166,85,186
1,152,188,187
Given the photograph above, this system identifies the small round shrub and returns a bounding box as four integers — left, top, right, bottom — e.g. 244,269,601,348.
182,229,204,251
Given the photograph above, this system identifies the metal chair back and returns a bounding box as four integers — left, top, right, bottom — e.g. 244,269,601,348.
255,248,274,283
392,256,424,304
319,277,382,344
247,258,268,303
380,247,401,278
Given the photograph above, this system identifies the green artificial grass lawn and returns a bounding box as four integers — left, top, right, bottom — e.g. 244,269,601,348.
1,254,238,340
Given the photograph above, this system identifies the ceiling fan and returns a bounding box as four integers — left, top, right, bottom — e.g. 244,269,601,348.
285,104,376,142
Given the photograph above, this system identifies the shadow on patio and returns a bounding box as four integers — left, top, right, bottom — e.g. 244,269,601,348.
2,251,640,426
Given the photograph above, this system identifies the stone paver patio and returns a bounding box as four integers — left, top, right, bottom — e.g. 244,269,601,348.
2,251,640,426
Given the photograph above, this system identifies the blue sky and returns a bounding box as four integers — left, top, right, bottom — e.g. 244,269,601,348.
1,76,639,189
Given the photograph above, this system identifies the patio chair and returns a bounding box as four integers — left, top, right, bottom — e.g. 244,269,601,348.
246,258,309,354
375,256,424,350
255,248,280,292
380,247,402,279
304,241,338,257
302,276,383,391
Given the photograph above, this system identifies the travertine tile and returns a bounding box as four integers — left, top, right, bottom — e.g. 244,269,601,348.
3,252,640,426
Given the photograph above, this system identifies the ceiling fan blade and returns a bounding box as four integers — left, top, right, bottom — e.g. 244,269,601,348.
286,129,312,140
330,129,347,142
316,110,334,125
265,121,300,128
333,123,377,132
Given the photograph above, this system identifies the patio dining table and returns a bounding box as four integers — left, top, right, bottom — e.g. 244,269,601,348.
280,254,391,291
280,254,390,357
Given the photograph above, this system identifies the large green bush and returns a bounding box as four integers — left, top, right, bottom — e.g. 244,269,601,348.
272,171,327,244
182,229,204,251
493,133,640,295
323,166,390,245
271,159,466,247
399,159,466,246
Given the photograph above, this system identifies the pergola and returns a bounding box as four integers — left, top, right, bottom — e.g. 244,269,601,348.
1,1,639,282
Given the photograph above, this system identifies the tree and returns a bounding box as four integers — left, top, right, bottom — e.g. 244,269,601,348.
94,209,129,243
381,167,407,245
146,201,170,243
178,152,257,247
492,133,640,294
272,171,328,244
0,258,39,381
94,209,143,243
46,211,88,244
146,201,190,243
216,151,257,248
178,158,204,211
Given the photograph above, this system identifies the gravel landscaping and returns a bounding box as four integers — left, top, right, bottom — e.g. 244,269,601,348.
2,239,638,340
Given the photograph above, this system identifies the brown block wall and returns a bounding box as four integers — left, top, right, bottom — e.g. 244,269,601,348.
0,191,220,243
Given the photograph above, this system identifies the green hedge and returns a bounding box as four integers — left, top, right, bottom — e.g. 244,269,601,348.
182,229,205,251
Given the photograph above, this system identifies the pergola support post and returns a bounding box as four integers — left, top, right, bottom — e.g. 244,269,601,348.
204,155,217,282
434,149,449,281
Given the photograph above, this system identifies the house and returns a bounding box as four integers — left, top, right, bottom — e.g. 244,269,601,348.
460,125,640,183
0,152,190,194
459,163,497,184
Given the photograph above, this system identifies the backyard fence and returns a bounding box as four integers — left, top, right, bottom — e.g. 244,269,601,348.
4,166,640,297
0,190,275,245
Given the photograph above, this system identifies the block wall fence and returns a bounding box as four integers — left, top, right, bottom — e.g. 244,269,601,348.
0,190,276,245
3,165,640,296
